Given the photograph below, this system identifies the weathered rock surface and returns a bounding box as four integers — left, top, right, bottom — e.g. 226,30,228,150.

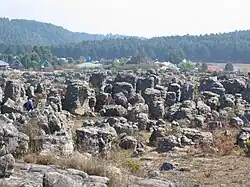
0,66,249,186
76,125,117,154
62,81,91,115
0,163,108,187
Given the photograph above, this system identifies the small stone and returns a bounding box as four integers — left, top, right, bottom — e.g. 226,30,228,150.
160,162,175,171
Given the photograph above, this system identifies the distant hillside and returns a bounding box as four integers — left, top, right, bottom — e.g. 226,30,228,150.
50,30,250,63
0,18,125,45
1,18,250,63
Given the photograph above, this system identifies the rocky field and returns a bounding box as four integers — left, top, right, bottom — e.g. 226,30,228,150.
0,69,249,187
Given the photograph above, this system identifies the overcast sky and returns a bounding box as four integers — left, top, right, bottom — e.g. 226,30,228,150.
0,0,249,37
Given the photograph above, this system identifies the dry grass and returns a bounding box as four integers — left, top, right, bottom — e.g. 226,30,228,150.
213,131,239,156
167,155,250,187
23,152,130,187
108,149,146,177
24,153,58,165
0,185,14,187
0,184,16,187
185,128,242,157
134,131,152,145
137,127,250,186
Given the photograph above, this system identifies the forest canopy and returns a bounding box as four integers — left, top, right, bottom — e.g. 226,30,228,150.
0,18,250,64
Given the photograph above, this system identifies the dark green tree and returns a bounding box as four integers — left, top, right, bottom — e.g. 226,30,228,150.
4,46,16,55
30,60,38,69
168,49,185,64
224,62,234,71
200,62,208,72
21,53,31,69
30,52,41,62
32,46,42,56
7,54,14,63
66,57,74,63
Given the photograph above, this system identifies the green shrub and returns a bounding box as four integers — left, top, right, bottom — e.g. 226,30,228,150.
178,60,195,72
244,140,250,147
123,159,141,173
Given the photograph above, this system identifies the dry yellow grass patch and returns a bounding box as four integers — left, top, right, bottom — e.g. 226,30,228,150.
23,152,130,187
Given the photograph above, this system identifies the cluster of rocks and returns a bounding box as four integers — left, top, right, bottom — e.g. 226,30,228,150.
0,69,249,186
0,163,109,187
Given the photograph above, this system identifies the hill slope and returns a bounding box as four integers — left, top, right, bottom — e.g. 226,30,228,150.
1,18,250,62
0,18,125,45
51,30,250,62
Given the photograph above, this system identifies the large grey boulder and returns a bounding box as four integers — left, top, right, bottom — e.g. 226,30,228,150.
143,88,164,119
43,172,82,187
150,101,165,120
157,135,180,152
95,92,113,110
0,154,15,178
129,178,176,187
202,91,220,110
199,77,226,96
181,83,194,101
135,113,149,130
76,126,117,154
168,83,181,102
155,85,166,99
119,135,137,149
128,93,145,105
62,81,91,115
182,128,213,145
28,109,74,156
115,72,137,89
167,100,197,122
30,134,74,156
100,105,127,117
166,103,182,121
89,72,107,88
0,115,29,155
107,118,135,135
136,77,154,92
113,82,135,98
47,88,62,112
2,98,23,114
220,94,235,108
157,128,213,152
128,103,149,122
48,114,62,134
230,117,244,126
0,163,108,187
114,92,128,108
221,79,246,95
4,80,26,102
174,100,198,121
197,100,211,115
165,92,176,106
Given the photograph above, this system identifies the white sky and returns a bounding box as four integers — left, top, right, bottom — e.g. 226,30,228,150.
0,0,250,37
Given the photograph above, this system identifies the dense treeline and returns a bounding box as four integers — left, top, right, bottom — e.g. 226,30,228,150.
1,18,250,63
0,18,125,45
51,31,250,63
